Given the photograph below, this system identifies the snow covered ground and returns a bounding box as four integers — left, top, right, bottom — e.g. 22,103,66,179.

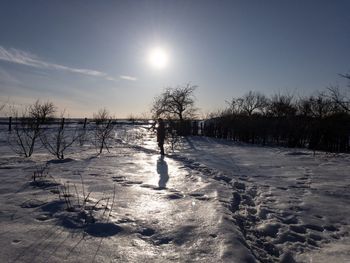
179,137,350,262
0,124,349,262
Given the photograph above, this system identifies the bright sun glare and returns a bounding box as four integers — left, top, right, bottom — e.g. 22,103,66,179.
148,47,169,70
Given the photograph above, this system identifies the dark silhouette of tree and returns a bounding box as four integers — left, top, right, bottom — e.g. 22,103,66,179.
239,91,269,116
327,86,350,113
203,87,350,153
152,84,198,121
268,94,296,117
326,73,350,113
309,94,334,118
297,97,313,117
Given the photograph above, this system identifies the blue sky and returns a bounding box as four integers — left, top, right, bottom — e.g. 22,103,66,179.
0,0,349,117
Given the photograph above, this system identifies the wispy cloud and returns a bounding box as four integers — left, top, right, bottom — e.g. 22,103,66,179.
120,75,137,81
0,46,137,81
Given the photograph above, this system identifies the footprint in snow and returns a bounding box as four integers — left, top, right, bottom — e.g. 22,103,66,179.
35,214,52,221
20,199,45,208
138,227,156,237
112,176,126,182
166,193,184,200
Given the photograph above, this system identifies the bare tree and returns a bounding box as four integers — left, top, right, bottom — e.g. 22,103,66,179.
268,93,296,117
309,94,334,118
93,109,115,154
296,97,313,117
151,83,198,121
239,91,269,116
8,100,55,157
326,73,350,112
297,94,334,118
40,113,79,159
225,91,269,116
327,85,350,113
225,98,242,115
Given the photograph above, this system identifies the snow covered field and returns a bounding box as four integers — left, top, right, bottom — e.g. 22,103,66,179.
0,124,349,263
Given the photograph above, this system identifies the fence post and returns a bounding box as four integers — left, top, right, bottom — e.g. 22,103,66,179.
83,117,87,129
60,118,65,129
8,116,12,132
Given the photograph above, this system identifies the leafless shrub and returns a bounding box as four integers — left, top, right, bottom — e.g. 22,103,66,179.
166,128,182,152
32,164,49,183
58,176,116,224
8,100,55,157
59,182,75,211
327,85,350,113
40,115,80,159
93,109,115,154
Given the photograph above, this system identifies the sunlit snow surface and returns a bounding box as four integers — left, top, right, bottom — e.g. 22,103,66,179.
0,124,349,262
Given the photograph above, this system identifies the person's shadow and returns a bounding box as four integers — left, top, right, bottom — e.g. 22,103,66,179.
157,156,169,189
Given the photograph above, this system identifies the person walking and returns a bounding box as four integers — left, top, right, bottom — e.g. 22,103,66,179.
157,118,165,155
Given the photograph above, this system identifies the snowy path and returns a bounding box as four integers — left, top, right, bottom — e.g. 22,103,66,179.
180,137,350,262
0,142,252,263
1,128,350,263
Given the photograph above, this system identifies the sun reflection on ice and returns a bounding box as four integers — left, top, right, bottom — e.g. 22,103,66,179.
145,155,177,187
131,155,179,216
137,195,170,214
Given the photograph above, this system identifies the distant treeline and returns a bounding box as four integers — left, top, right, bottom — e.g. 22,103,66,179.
202,89,350,153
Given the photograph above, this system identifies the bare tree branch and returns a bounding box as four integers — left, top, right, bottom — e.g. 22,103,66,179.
151,83,198,121
8,100,55,157
93,109,115,154
327,86,350,113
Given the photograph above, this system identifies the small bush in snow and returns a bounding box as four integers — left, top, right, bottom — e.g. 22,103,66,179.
40,117,80,159
92,109,115,154
8,100,55,157
58,175,116,225
32,164,49,183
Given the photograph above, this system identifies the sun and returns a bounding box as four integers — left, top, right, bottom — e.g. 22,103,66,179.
148,47,169,70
